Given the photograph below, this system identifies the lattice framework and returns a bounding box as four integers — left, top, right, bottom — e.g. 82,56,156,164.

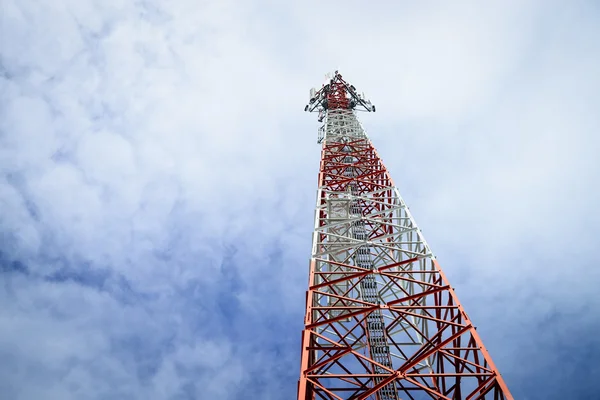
298,92,513,400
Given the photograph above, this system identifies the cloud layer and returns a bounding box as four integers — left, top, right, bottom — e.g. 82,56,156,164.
1,0,599,398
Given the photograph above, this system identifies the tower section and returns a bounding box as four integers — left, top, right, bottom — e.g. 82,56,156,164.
297,72,513,400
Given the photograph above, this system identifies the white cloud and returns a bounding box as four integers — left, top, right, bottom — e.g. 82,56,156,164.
1,0,599,398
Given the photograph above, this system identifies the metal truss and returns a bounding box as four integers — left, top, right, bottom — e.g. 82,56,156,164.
297,108,513,400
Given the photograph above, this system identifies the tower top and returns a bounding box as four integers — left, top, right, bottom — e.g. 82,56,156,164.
304,71,376,119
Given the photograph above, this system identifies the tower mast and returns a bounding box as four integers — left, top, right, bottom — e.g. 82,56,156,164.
297,71,513,399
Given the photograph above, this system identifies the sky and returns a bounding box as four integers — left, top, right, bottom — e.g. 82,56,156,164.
1,0,599,399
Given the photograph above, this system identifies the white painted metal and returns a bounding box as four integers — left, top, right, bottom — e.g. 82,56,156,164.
310,109,438,397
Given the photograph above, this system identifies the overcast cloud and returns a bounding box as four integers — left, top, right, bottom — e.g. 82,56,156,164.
1,0,599,399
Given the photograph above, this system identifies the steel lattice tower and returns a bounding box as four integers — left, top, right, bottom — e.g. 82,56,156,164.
297,72,513,400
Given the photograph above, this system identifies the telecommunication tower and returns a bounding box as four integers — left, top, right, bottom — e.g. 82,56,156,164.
297,72,513,400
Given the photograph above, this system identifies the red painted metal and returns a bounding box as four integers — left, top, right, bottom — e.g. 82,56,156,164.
298,75,512,399
326,79,350,110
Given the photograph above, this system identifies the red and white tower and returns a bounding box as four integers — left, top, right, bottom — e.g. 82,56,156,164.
297,72,513,400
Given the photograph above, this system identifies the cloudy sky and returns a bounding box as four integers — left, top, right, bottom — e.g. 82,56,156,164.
1,0,599,399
